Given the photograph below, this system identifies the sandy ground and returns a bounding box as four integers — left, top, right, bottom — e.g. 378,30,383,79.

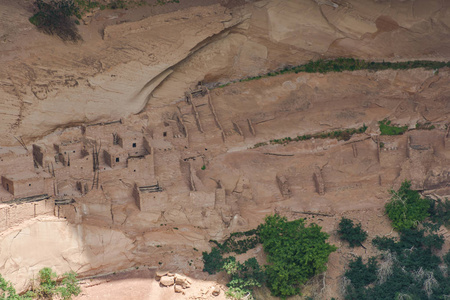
74,268,228,300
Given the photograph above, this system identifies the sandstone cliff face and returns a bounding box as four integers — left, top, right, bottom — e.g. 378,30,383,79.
1,0,450,145
1,1,450,297
0,218,135,291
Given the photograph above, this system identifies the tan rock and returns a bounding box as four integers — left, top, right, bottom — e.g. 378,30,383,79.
155,270,168,281
212,286,220,296
174,274,191,288
160,275,175,287
174,284,183,293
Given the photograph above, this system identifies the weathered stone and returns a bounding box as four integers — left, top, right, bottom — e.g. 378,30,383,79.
160,275,175,287
212,286,220,296
155,270,168,281
175,274,191,288
174,284,183,293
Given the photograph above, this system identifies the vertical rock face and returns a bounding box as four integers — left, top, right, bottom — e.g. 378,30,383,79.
0,218,135,292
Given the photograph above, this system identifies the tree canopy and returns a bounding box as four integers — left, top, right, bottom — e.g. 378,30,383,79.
258,214,337,298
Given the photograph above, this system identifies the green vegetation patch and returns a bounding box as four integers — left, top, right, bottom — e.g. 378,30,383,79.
338,217,368,248
202,215,336,299
30,0,82,41
345,229,448,299
213,58,450,88
259,215,337,298
385,181,431,231
1,268,80,300
343,181,450,300
415,122,436,130
428,198,450,228
223,257,265,300
209,228,261,255
379,119,408,135
253,125,367,148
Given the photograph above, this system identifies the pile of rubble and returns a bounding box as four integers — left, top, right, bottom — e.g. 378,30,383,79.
155,271,221,296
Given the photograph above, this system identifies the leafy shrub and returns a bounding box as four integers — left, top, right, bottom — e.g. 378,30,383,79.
35,267,58,298
379,119,408,135
202,247,225,275
344,257,377,293
338,217,368,247
209,229,261,255
223,257,265,300
58,272,81,300
415,122,435,130
0,273,34,300
259,214,336,298
29,0,82,41
428,198,450,228
385,181,430,231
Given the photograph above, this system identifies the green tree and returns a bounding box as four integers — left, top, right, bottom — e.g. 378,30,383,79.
385,181,430,231
338,217,368,247
258,214,336,298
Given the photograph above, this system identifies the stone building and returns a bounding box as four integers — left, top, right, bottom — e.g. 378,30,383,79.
103,146,128,169
1,171,53,199
117,132,147,156
133,183,168,212
54,140,84,167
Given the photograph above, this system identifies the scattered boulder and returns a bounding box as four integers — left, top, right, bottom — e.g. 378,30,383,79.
212,286,220,296
160,275,175,287
174,284,184,294
155,270,168,281
175,274,191,289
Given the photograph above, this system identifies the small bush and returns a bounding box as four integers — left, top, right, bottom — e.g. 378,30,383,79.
30,0,82,42
415,122,435,130
428,198,450,228
338,217,368,247
379,119,408,135
202,248,225,275
223,257,265,300
57,272,81,300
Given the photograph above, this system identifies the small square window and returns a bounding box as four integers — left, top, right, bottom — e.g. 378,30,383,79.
115,157,120,162
132,143,137,148
163,132,167,137
29,184,31,186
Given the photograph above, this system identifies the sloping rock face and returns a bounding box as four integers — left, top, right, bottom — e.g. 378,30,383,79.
1,0,450,145
151,0,450,102
0,2,236,145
